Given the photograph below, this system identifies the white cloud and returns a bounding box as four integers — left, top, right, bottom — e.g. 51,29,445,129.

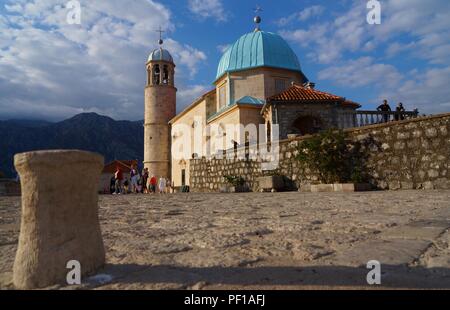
276,5,324,27
379,66,450,114
374,0,450,64
188,0,227,22
217,44,231,53
281,0,450,114
317,57,450,114
165,39,207,78
281,0,450,65
317,57,403,89
0,0,208,121
298,5,325,22
177,84,212,111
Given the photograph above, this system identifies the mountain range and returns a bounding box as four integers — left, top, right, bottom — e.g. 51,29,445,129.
0,113,144,178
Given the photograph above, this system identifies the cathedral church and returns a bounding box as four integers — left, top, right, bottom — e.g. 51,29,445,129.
143,16,360,189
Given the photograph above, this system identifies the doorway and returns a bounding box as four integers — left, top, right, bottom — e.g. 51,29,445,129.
292,115,323,136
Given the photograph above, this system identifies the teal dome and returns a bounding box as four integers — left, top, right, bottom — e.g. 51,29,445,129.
216,31,302,80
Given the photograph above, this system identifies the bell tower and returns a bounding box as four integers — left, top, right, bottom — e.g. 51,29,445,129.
144,32,176,179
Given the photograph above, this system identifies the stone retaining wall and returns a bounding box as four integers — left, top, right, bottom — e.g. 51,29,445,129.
0,179,20,196
190,113,450,192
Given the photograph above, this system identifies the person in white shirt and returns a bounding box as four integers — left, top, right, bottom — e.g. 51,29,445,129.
158,177,166,194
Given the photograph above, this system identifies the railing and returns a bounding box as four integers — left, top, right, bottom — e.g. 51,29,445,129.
340,110,419,128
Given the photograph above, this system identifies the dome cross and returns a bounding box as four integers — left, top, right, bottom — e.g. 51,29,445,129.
254,5,263,31
156,26,165,45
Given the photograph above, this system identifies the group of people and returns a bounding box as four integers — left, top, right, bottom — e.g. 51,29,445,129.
377,100,408,123
111,165,172,195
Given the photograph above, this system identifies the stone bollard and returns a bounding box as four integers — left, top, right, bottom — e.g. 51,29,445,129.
13,150,105,289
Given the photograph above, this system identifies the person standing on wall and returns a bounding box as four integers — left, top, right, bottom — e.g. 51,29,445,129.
377,99,392,123
395,102,406,121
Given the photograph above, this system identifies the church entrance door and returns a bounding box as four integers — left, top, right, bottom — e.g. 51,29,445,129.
292,115,323,136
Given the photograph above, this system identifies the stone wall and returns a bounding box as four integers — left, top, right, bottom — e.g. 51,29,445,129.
190,113,450,192
274,103,356,139
0,179,21,196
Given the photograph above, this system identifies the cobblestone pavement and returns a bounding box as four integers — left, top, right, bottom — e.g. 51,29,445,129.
1,190,449,289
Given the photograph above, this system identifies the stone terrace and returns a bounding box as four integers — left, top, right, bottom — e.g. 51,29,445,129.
1,190,449,289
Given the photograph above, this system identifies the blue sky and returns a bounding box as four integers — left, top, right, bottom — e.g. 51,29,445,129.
0,0,449,121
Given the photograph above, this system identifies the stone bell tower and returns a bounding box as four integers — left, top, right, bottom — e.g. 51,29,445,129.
144,35,176,178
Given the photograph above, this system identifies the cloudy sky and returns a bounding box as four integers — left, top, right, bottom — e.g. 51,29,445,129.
0,0,449,121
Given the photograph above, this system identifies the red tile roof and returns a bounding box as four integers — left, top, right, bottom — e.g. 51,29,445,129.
102,160,138,174
268,84,344,102
342,100,361,108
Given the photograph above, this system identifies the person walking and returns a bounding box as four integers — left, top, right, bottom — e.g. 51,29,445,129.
149,175,157,194
109,176,115,194
377,99,392,123
141,168,149,193
123,177,129,194
158,177,167,194
130,165,139,194
114,166,123,194
395,102,406,121
166,178,172,194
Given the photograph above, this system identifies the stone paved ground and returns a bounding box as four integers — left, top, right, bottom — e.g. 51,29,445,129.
0,191,449,290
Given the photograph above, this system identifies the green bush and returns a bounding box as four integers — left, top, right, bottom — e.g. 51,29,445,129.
296,129,368,184
224,175,245,187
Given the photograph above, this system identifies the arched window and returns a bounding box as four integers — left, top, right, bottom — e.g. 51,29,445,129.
153,64,160,85
266,121,271,143
163,65,169,84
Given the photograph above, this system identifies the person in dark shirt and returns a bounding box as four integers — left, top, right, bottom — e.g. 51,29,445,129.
395,102,406,121
110,176,115,194
141,168,149,193
377,100,392,123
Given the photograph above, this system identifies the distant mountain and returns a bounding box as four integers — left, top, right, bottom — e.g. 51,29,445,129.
1,119,54,128
0,113,144,178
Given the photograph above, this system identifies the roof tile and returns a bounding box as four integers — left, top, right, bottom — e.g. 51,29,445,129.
268,84,344,102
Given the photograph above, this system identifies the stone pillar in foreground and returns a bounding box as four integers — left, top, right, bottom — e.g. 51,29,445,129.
13,150,105,289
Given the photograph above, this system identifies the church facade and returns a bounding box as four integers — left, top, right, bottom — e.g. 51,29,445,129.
144,22,360,189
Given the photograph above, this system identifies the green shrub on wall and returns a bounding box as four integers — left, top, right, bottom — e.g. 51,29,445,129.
224,175,245,187
296,129,369,184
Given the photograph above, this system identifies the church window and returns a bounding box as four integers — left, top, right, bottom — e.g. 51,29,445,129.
163,65,169,84
218,85,227,109
153,64,160,85
275,79,287,94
